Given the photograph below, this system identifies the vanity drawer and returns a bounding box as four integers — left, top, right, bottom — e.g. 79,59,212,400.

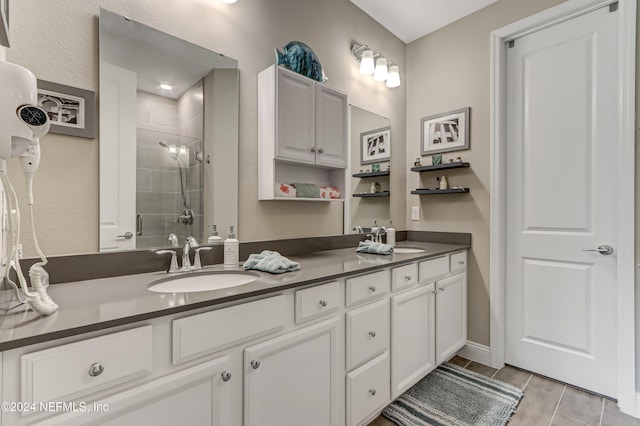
419,256,450,283
450,251,467,273
21,326,153,404
295,280,341,323
346,298,389,370
391,263,418,292
346,352,391,426
346,270,390,306
173,295,287,364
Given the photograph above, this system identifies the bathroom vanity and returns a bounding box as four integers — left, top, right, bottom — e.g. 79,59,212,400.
0,243,467,426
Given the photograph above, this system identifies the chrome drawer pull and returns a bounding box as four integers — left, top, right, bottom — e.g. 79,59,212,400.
405,275,412,281
319,300,328,307
221,371,232,382
88,363,104,377
369,389,377,396
368,286,376,292
251,360,261,370
458,260,465,265
369,331,376,338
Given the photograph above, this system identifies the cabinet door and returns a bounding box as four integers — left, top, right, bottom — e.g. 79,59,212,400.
244,318,340,426
41,356,233,426
435,273,467,364
390,284,436,399
315,84,348,168
275,67,316,164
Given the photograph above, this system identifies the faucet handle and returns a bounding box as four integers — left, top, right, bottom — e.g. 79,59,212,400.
155,249,179,273
193,247,213,270
187,236,199,248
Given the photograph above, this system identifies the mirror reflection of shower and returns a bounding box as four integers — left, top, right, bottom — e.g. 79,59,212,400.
158,141,193,225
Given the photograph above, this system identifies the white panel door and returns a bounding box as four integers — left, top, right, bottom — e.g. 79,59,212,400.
244,318,340,426
99,63,137,251
505,5,618,397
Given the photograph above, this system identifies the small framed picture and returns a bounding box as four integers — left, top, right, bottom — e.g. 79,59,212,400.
421,107,470,155
37,80,96,139
361,126,391,165
0,0,9,47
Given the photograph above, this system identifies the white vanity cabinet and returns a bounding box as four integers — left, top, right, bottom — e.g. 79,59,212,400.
258,65,347,200
244,318,340,426
435,272,467,364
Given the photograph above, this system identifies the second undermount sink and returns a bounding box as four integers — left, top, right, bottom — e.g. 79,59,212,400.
393,247,427,254
147,271,259,293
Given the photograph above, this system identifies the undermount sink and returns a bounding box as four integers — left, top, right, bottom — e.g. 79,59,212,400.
393,247,427,254
147,271,259,293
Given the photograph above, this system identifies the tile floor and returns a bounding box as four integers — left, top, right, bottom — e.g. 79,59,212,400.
368,356,640,426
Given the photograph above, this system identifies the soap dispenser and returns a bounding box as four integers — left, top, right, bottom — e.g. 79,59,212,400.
207,224,223,245
387,221,396,246
224,226,239,267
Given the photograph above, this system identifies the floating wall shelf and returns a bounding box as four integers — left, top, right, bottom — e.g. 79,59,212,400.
411,188,470,195
352,171,390,178
352,192,390,198
411,162,470,173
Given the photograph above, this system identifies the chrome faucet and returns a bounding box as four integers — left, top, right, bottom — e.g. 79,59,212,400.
352,225,364,234
168,233,179,247
374,226,387,243
181,238,193,272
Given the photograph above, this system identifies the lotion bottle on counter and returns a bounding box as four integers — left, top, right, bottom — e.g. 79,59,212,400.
387,221,396,246
224,226,239,267
207,224,223,244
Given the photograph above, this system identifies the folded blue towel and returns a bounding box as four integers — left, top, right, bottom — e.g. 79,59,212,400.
356,240,394,255
242,250,301,274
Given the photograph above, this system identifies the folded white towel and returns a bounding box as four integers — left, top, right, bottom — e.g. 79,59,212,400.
275,183,297,197
320,186,341,199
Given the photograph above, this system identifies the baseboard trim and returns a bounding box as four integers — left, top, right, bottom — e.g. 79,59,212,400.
456,341,496,368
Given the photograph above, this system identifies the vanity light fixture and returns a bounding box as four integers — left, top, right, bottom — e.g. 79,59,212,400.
350,43,400,87
373,57,388,81
386,64,401,88
220,0,238,3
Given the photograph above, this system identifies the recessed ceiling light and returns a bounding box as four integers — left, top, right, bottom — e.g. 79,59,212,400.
220,0,237,3
160,83,173,90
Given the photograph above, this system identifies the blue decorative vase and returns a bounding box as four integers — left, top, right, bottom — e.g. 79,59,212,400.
275,41,326,82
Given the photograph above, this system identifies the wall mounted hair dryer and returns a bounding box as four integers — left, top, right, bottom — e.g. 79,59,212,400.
0,60,58,316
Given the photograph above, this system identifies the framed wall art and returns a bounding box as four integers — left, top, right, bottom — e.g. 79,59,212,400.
420,107,470,155
37,80,96,139
361,126,390,164
0,0,9,47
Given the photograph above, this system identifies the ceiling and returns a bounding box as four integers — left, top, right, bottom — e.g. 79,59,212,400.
350,0,499,44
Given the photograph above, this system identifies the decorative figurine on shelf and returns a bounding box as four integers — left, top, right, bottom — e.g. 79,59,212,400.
372,163,380,172
439,175,449,190
275,41,327,82
448,158,454,163
370,181,382,193
432,154,442,165
414,157,422,167
456,156,463,163
387,164,391,171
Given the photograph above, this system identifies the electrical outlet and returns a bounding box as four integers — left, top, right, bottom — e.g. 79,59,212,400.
16,244,22,259
411,206,419,221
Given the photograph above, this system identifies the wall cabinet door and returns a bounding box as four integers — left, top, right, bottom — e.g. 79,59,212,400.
435,273,467,364
315,83,347,168
275,67,316,164
244,318,340,426
390,284,436,399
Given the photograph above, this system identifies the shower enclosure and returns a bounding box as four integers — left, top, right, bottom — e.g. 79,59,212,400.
135,81,205,249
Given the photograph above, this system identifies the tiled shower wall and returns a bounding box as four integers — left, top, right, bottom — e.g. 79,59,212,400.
135,83,204,249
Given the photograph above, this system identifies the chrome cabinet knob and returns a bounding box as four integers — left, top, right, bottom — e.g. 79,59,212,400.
368,331,376,338
582,245,614,255
221,371,232,382
310,147,316,153
405,275,412,281
368,286,376,292
458,260,465,265
250,360,261,370
439,287,445,292
319,300,328,307
117,232,133,240
88,363,104,377
369,389,377,396
318,148,325,154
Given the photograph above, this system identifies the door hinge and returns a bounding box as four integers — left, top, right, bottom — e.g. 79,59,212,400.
507,40,515,49
609,2,618,12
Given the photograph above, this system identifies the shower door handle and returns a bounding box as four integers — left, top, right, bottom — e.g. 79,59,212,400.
117,232,133,240
136,214,143,236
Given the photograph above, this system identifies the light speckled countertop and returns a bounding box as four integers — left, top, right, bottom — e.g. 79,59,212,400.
0,241,468,351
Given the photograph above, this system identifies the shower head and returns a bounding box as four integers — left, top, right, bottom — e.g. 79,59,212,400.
158,141,178,160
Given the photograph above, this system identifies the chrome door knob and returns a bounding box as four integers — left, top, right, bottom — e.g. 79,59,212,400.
582,245,614,255
117,232,133,240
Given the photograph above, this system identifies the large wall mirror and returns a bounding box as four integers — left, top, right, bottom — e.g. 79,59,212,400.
99,9,239,252
349,105,391,232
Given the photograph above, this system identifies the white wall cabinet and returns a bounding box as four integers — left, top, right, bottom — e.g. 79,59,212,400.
258,65,347,200
244,318,340,426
